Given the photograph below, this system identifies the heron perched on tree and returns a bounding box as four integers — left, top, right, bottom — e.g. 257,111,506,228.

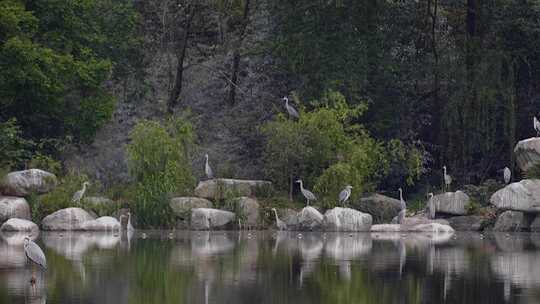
534,116,540,137
397,188,407,224
204,154,213,180
503,167,511,184
339,185,353,206
72,181,90,204
24,236,47,285
282,96,299,119
271,208,287,230
442,166,452,192
427,192,435,219
296,180,316,206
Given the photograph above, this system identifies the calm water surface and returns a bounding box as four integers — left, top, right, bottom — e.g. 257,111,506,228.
1,230,540,304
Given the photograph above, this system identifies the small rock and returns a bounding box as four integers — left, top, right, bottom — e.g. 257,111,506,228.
493,211,530,232
41,208,95,231
0,169,57,196
350,194,401,224
169,197,213,217
323,207,372,232
193,178,272,200
191,208,235,230
0,196,31,223
431,191,471,216
447,215,486,231
297,206,324,231
0,218,39,232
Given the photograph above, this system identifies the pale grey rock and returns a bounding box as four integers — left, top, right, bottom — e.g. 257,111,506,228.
493,211,529,232
490,179,540,213
169,197,213,216
0,196,31,223
323,207,372,232
194,178,271,200
190,208,235,230
1,169,57,196
431,191,471,215
297,207,324,231
0,218,39,233
80,216,121,231
514,138,540,171
41,208,95,231
351,193,401,224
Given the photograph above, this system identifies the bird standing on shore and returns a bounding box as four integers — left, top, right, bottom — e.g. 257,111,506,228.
443,166,452,192
72,181,90,204
204,154,213,180
339,185,353,206
24,237,47,285
283,96,299,119
271,208,287,230
296,180,316,206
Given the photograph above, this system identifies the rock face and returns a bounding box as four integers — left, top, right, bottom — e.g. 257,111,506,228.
0,169,57,196
514,138,540,171
431,191,471,215
323,207,372,232
0,196,31,223
447,215,486,231
236,197,260,227
0,218,39,232
350,194,401,224
41,208,95,231
193,178,272,200
80,216,121,231
493,211,530,232
170,197,213,217
490,179,540,213
297,207,324,231
191,208,235,230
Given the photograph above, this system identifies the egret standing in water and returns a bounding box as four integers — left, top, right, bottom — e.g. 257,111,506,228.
127,212,135,232
72,181,90,204
296,180,316,206
503,167,511,184
443,166,452,192
271,208,287,230
427,192,435,219
339,185,353,206
282,96,299,119
534,116,540,137
397,188,406,224
204,154,213,179
24,237,47,285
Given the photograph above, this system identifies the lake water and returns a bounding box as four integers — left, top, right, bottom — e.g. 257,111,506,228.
0,230,539,304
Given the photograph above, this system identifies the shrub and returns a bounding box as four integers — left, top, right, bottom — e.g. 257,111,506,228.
0,118,32,170
127,117,196,228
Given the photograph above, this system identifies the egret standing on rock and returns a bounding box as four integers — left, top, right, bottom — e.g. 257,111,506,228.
204,154,213,180
503,167,511,184
127,212,135,232
339,185,353,206
443,166,452,192
397,188,407,224
24,236,47,285
72,181,90,204
283,96,299,119
427,192,435,219
271,208,287,230
296,180,316,206
534,116,540,137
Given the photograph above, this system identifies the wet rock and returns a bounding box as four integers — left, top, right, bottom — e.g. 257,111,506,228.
447,215,486,231
297,207,324,231
398,215,449,226
493,211,529,232
490,179,540,213
0,218,39,233
80,216,121,231
190,208,235,230
236,197,259,227
0,196,31,223
193,178,272,200
350,193,401,224
370,223,455,233
514,137,540,171
371,224,402,232
431,191,471,215
170,197,213,217
0,169,57,196
41,208,95,231
323,207,372,232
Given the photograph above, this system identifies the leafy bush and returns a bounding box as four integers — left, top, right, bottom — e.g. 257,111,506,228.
127,118,196,228
0,119,32,170
27,153,62,176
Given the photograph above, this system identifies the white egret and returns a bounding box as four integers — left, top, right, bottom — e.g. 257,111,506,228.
443,166,452,192
283,96,299,119
204,154,213,179
271,208,287,230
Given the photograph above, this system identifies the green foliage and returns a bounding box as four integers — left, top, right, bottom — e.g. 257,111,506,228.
463,179,503,207
127,118,196,228
27,153,62,176
525,164,540,180
0,118,32,170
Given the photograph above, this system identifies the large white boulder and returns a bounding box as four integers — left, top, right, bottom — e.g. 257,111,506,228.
431,191,471,215
297,207,324,231
514,138,540,171
0,196,31,223
194,178,272,200
1,169,57,196
80,216,121,231
41,208,95,231
191,208,235,230
490,179,540,213
351,194,401,224
0,218,39,233
169,197,213,216
323,207,372,232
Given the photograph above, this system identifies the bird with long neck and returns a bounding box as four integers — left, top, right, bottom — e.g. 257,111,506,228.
443,166,452,192
427,192,435,219
127,212,134,232
397,188,406,224
296,180,316,206
24,236,47,285
271,208,287,230
339,185,353,206
283,96,299,119
72,181,90,205
204,154,213,179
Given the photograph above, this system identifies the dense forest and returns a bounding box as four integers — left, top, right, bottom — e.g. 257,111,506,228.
2,0,540,225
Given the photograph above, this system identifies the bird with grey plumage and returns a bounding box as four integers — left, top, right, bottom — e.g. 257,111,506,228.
72,181,90,205
271,208,287,230
427,192,435,219
204,154,213,180
534,116,540,137
442,166,452,192
338,185,353,206
296,180,316,206
397,188,407,224
24,236,47,285
282,96,299,119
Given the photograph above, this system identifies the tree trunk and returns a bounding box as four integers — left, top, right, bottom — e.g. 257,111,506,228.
228,0,251,106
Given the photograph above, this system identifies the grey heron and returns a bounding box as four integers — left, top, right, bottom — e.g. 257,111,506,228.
427,192,435,219
271,208,287,230
24,236,46,284
127,212,134,232
204,154,213,179
338,185,353,206
398,188,406,224
296,180,316,205
283,97,299,119
72,181,90,204
443,166,452,192
535,116,540,137
503,167,511,184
